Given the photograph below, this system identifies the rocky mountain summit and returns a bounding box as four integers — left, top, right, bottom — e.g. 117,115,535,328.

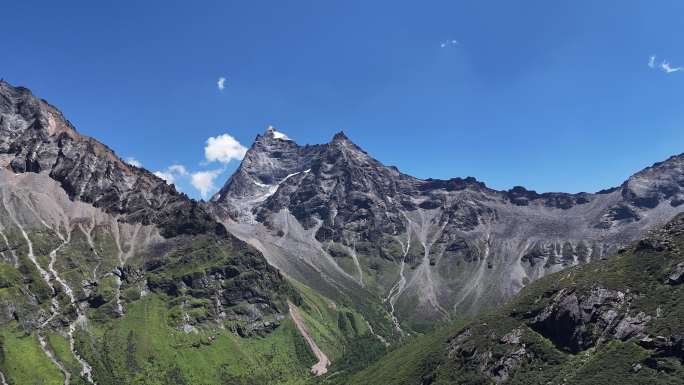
212,127,684,330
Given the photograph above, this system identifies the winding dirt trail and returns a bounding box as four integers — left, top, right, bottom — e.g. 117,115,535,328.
288,301,330,376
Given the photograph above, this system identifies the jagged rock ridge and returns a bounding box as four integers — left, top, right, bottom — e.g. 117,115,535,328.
0,80,222,238
212,127,684,329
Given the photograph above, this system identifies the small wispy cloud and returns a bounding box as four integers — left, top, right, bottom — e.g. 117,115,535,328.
167,164,188,176
204,133,247,164
124,157,142,168
191,169,223,198
648,55,683,74
661,61,683,73
217,77,226,91
440,39,459,48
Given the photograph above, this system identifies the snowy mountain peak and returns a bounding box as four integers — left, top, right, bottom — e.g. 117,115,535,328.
265,125,290,141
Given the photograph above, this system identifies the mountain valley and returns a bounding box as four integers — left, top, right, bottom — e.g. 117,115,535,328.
0,79,683,384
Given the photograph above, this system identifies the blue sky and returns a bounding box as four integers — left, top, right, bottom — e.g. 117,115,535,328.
2,1,683,199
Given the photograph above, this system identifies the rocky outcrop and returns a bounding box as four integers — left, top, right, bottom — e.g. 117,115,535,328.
666,262,684,285
527,287,650,353
621,154,684,209
447,327,532,383
639,335,684,360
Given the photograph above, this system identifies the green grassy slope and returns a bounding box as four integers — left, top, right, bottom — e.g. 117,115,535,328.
0,324,65,385
0,268,384,385
322,322,466,385
0,217,371,385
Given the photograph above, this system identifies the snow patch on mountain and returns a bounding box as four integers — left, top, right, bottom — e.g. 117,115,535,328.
266,125,290,141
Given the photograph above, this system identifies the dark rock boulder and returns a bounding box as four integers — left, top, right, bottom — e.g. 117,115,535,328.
527,288,649,353
666,262,684,285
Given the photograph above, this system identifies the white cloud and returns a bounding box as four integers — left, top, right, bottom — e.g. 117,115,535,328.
217,77,226,90
648,55,656,68
661,61,683,73
191,169,223,198
204,133,247,164
125,157,142,167
167,164,188,176
153,164,189,185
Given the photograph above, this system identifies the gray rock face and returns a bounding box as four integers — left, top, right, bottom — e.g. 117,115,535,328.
212,127,684,326
528,287,650,353
622,154,684,209
0,80,222,238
